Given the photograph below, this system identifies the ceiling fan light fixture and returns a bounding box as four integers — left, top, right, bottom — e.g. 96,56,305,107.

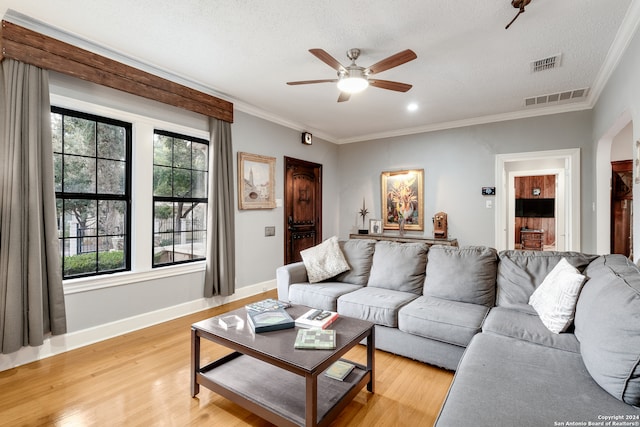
337,76,369,93
337,68,369,93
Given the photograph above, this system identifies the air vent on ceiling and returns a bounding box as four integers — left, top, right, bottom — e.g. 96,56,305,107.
524,88,589,107
530,54,562,73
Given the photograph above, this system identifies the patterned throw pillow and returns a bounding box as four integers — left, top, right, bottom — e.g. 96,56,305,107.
300,236,350,283
529,257,587,334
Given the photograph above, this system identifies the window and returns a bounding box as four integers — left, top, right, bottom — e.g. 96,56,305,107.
52,107,132,279
153,130,208,267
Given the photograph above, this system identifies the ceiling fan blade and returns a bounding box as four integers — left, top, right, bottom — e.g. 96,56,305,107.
367,49,417,75
337,92,351,102
369,79,413,92
309,49,345,71
286,79,338,85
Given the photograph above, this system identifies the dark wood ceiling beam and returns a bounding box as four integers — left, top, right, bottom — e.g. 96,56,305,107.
0,20,233,123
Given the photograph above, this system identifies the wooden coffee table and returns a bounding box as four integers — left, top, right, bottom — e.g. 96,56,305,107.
191,304,375,427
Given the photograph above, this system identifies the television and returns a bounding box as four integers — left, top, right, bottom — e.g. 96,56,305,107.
515,198,555,218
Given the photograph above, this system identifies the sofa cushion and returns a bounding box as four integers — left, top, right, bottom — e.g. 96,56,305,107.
288,282,363,312
435,333,639,427
528,258,587,333
333,239,376,286
423,246,497,307
398,296,489,347
337,287,418,327
482,306,580,353
300,236,350,283
575,255,640,407
496,250,597,314
367,241,428,294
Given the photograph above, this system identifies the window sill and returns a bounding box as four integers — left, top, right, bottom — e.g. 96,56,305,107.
63,261,206,295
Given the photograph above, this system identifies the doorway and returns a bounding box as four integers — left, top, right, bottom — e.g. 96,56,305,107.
284,157,322,264
611,160,633,257
512,174,559,251
496,149,580,252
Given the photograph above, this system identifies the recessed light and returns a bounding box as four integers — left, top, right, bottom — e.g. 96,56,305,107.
407,103,418,112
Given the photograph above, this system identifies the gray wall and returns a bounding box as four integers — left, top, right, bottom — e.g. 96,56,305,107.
337,110,595,250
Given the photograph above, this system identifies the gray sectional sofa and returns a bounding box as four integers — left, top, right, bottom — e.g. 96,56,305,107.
275,238,640,425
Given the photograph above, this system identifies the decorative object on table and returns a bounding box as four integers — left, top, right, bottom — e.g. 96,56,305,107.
295,308,339,329
381,169,424,231
369,219,382,235
246,308,295,333
218,314,244,330
238,152,276,209
358,198,369,234
245,298,291,313
294,329,336,350
433,212,448,239
325,360,356,381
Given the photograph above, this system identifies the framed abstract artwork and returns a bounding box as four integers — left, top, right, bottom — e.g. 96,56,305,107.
238,152,276,209
381,169,424,231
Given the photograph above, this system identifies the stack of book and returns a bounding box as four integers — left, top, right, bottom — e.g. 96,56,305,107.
245,299,294,333
325,360,356,381
295,308,339,329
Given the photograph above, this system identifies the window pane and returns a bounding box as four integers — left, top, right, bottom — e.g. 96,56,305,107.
63,116,96,156
192,171,207,198
173,139,191,169
153,165,173,197
98,238,125,272
97,159,125,194
54,153,62,192
98,200,126,235
51,112,62,153
173,168,191,197
97,122,126,160
192,142,208,171
63,245,97,277
153,134,173,167
63,155,96,193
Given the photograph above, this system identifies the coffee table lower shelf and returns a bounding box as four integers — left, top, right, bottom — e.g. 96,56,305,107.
197,353,370,427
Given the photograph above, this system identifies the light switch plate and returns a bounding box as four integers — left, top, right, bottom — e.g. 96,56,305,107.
265,226,275,237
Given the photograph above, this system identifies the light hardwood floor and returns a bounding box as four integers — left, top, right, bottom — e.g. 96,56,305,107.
0,291,454,426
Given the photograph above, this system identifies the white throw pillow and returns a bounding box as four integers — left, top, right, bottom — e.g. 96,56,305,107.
300,236,350,283
529,257,587,334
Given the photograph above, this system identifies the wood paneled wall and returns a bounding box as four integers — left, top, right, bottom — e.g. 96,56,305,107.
515,175,556,247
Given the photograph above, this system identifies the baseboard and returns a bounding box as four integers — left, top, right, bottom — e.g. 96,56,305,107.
0,280,276,372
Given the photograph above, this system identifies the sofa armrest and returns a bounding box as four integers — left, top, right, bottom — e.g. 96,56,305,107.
276,262,308,301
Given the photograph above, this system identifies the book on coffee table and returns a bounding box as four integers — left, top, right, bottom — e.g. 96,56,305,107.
247,308,295,333
245,298,291,312
295,308,339,329
325,360,356,381
294,329,336,350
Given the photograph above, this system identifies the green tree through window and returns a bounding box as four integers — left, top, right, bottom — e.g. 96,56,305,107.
52,107,131,278
153,130,208,266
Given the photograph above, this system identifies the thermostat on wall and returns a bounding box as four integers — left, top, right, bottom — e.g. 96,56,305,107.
482,187,496,196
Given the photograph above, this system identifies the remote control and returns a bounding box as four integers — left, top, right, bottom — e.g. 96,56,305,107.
307,309,322,320
315,311,331,320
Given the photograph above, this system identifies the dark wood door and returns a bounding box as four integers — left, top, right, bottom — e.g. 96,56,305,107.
611,160,633,257
284,157,322,264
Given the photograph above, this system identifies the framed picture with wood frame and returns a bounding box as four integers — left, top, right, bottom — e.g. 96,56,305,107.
381,169,424,231
238,152,276,209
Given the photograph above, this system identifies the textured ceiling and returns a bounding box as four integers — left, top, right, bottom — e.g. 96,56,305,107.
1,0,639,143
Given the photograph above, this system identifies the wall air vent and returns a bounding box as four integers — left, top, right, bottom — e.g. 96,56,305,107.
524,88,589,107
531,54,562,73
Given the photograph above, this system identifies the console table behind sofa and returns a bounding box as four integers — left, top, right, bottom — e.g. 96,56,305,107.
349,233,458,247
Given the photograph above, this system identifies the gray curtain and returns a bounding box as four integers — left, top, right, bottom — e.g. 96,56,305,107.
0,59,67,354
204,117,235,297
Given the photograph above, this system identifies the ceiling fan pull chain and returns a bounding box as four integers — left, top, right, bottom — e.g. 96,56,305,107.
505,7,525,29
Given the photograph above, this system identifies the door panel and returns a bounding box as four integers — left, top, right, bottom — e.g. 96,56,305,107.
284,157,322,264
611,160,633,257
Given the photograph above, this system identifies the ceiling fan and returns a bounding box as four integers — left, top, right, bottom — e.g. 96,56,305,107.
286,48,417,102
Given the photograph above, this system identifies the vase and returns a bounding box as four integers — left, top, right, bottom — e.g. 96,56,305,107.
398,218,405,236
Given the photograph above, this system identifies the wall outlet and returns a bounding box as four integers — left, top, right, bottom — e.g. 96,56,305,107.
265,226,275,237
